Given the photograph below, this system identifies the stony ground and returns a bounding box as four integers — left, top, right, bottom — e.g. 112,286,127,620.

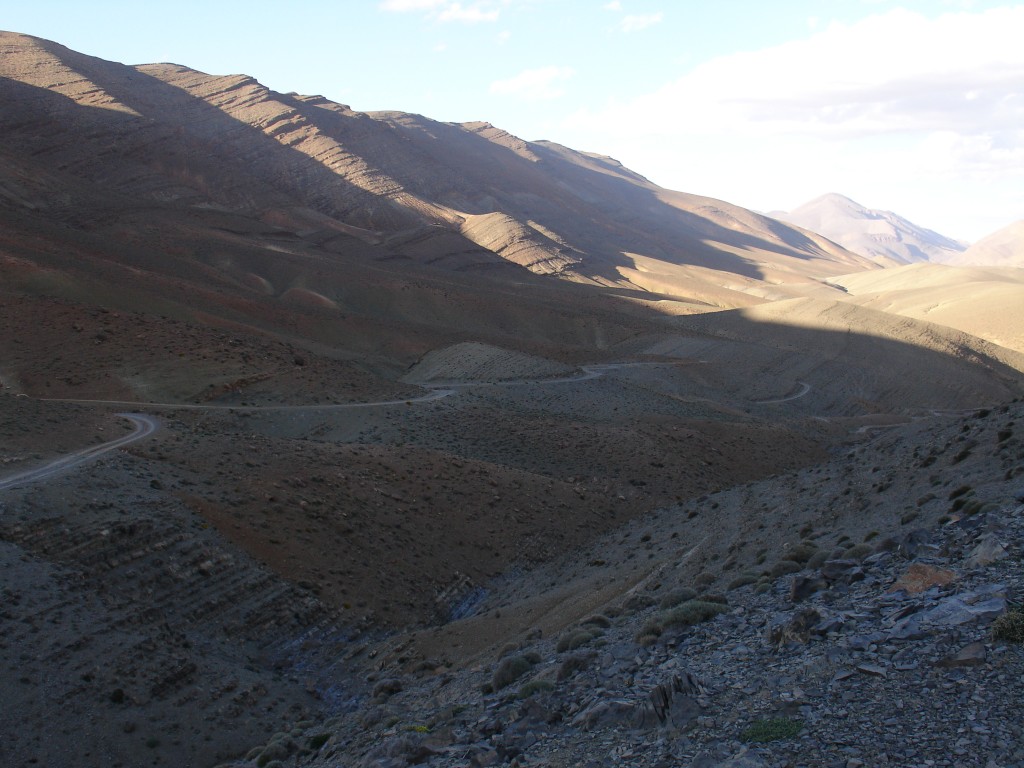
1,367,1021,768
223,401,1024,768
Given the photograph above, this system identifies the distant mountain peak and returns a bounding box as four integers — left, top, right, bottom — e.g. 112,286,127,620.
775,194,966,265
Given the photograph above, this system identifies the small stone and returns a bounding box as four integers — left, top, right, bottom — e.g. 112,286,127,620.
937,641,987,668
965,534,1009,568
856,663,888,677
889,563,957,595
790,575,826,602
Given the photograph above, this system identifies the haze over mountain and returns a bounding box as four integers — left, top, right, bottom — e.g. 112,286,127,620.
772,192,967,266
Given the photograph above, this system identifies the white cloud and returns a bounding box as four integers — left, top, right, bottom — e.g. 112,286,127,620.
562,6,1024,240
438,2,499,22
603,1,622,10
490,66,575,101
379,0,501,23
569,8,1024,141
620,12,663,32
379,0,447,10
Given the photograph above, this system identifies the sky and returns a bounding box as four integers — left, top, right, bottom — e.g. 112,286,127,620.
5,0,1023,242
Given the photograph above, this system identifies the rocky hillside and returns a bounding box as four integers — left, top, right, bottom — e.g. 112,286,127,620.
0,31,874,305
231,401,1024,768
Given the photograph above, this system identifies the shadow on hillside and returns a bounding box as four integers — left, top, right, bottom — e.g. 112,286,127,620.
6,39,848,290
661,308,1024,416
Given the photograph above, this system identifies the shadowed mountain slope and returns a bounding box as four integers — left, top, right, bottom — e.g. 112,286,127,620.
0,32,876,300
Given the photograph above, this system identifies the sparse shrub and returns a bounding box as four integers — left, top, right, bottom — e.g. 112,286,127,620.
769,560,802,578
556,629,596,653
998,429,1013,443
781,543,817,564
873,537,898,553
992,609,1024,643
949,485,972,500
636,632,661,646
372,678,402,699
863,531,879,542
558,653,592,680
517,680,554,699
846,543,873,562
755,553,767,565
693,571,716,588
658,588,698,609
581,614,612,629
622,594,655,613
900,511,919,525
660,599,728,629
727,573,759,591
523,650,542,664
257,742,289,767
740,717,803,743
496,643,518,660
492,654,536,690
952,447,972,463
754,581,771,595
308,733,330,750
806,550,829,570
697,593,728,605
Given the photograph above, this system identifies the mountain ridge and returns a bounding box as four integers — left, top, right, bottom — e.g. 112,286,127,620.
772,192,966,265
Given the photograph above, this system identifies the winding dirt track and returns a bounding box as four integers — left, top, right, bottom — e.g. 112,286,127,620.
0,413,158,491
755,380,812,404
2,361,711,490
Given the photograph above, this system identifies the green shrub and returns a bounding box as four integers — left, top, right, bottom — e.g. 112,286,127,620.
781,543,817,564
492,654,536,690
693,572,716,588
992,609,1024,643
660,599,728,629
622,594,655,613
726,573,759,591
948,485,972,500
697,593,728,605
556,629,596,653
739,717,803,743
806,550,829,569
845,543,873,561
658,587,698,609
558,653,592,680
307,733,330,750
769,560,802,578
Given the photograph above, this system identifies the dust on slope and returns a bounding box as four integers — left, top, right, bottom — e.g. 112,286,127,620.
673,298,1024,414
827,263,1024,354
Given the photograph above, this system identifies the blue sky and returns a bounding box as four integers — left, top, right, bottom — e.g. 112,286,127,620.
5,1,1023,241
